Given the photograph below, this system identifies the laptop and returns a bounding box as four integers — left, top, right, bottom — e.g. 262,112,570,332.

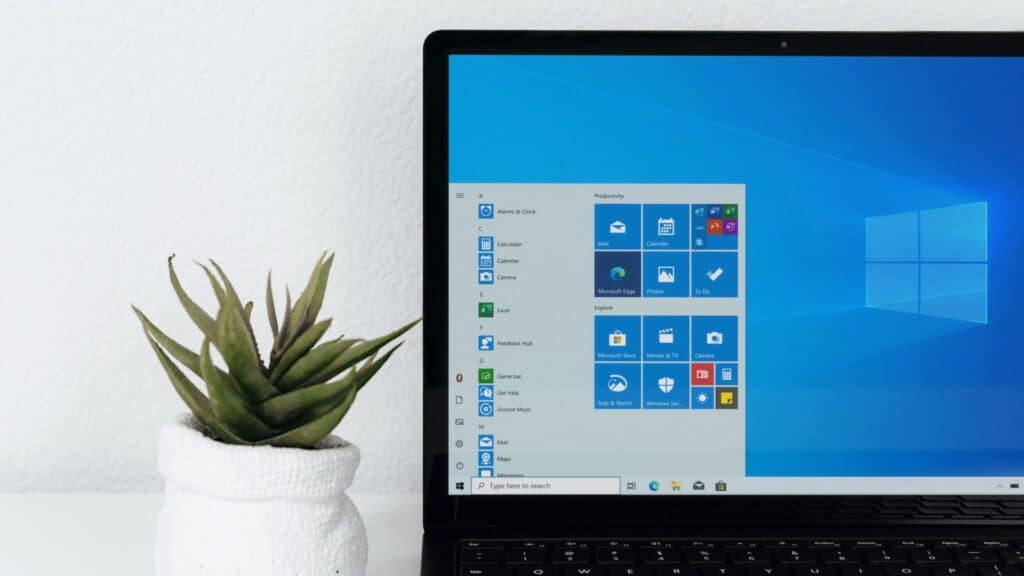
422,31,1024,576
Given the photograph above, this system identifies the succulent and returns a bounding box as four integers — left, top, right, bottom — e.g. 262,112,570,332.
133,253,418,448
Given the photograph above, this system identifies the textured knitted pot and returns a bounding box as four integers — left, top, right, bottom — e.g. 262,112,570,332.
155,414,367,576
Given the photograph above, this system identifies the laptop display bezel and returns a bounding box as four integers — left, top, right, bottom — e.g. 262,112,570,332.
423,30,1024,530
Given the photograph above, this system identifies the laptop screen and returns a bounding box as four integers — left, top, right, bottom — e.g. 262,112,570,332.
446,54,1024,496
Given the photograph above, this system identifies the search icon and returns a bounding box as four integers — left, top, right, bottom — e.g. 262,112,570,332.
477,482,485,489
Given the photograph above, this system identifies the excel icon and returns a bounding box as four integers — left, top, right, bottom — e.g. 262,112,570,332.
478,302,494,318
723,204,738,219
478,368,494,384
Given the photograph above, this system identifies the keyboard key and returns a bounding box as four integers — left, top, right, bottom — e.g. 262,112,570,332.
883,566,929,576
656,568,695,576
688,550,726,564
931,565,972,576
642,548,681,564
976,565,1022,576
748,567,795,576
911,550,953,564
865,551,908,564
733,550,772,564
958,550,1000,564
553,547,593,565
839,566,882,576
1004,549,1024,564
776,550,818,565
611,568,642,576
463,568,509,576
792,567,835,576
511,569,554,576
701,567,741,576
561,567,607,576
597,548,634,564
509,548,546,564
463,548,504,565
822,550,861,564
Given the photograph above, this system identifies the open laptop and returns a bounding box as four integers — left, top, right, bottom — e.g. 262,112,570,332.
422,31,1024,576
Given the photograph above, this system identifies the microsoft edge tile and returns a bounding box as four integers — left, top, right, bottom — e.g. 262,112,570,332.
595,251,642,298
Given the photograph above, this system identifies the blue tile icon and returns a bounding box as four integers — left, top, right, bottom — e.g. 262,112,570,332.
643,252,689,298
478,236,494,251
716,363,739,386
594,363,641,410
595,204,642,250
643,316,689,361
692,251,738,298
478,451,494,467
594,316,641,361
478,253,494,268
478,401,494,417
478,203,495,219
477,335,495,351
691,386,715,410
692,316,738,362
643,204,690,250
643,363,689,409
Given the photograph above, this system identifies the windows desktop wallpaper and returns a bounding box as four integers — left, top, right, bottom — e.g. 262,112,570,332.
449,55,1024,477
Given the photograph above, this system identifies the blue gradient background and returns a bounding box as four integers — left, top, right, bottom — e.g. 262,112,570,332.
450,55,1024,477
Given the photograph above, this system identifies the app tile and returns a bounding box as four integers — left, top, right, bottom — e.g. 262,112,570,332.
478,434,494,449
642,204,690,250
478,385,494,401
594,363,641,410
692,251,738,298
478,468,494,477
478,335,495,352
478,401,494,417
478,252,494,268
643,252,690,298
478,203,495,219
691,362,715,385
716,387,739,410
595,251,642,298
594,315,641,361
478,451,494,467
478,302,494,318
478,368,494,383
716,363,739,386
478,269,494,285
692,205,739,250
692,316,738,362
691,386,715,410
643,316,689,361
478,236,494,251
594,204,642,250
643,363,689,409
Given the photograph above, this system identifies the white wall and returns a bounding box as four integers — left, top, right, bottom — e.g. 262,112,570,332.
1,1,1022,494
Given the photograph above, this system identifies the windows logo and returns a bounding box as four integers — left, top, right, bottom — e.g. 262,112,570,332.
865,202,987,324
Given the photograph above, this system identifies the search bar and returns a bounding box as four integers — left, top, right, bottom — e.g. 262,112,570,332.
471,477,620,495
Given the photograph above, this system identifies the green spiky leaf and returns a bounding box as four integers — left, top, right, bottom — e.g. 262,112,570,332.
200,339,278,440
256,344,401,427
268,318,333,385
303,318,420,389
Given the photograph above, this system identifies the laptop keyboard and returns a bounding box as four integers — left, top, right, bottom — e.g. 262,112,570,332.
459,538,1024,576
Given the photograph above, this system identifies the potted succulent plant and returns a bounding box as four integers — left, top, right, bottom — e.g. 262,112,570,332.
134,253,417,576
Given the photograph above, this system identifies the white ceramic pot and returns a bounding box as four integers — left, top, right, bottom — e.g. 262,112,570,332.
155,414,368,576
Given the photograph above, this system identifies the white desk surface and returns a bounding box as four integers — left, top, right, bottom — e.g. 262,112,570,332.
0,493,422,575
